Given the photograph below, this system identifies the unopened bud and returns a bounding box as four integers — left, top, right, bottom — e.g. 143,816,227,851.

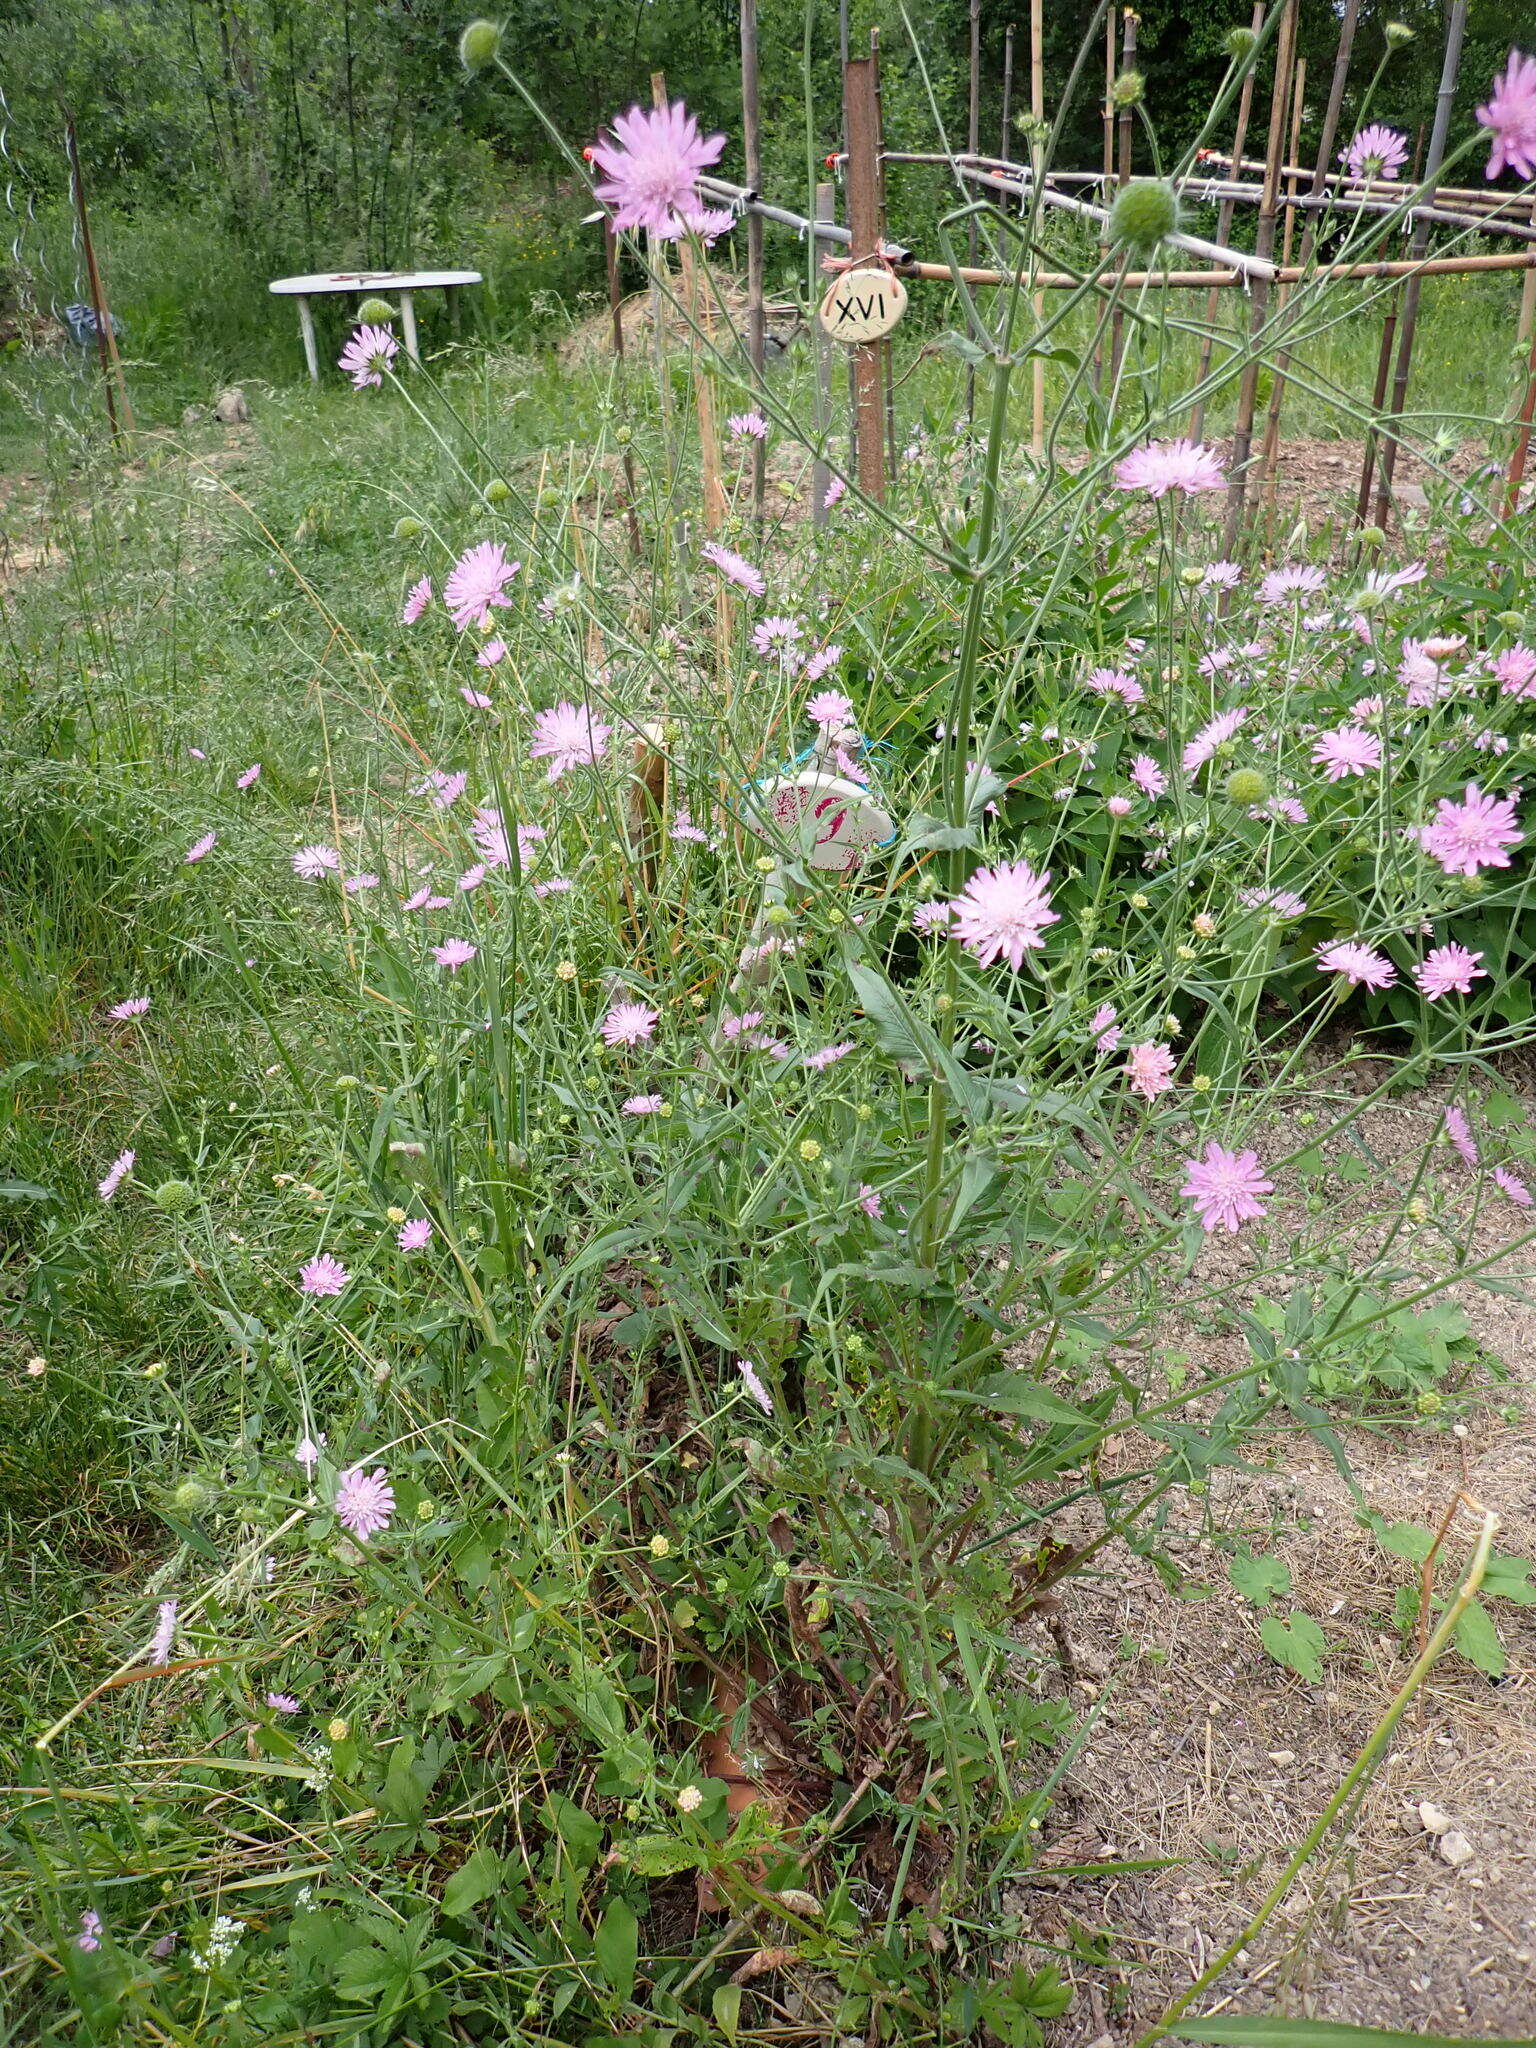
1111,69,1146,109
151,1179,195,1214
356,296,396,324
484,479,511,505
1110,178,1179,251
1495,609,1526,632
1384,20,1413,47
393,516,422,540
459,19,502,69
1224,26,1257,59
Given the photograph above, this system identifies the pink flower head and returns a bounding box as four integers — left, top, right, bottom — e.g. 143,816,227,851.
476,637,507,669
806,688,856,730
1415,942,1486,999
1316,939,1397,990
396,1217,433,1251
236,763,261,790
1130,753,1168,799
443,541,520,632
912,900,953,935
1311,724,1382,782
752,615,803,660
345,872,379,894
947,860,1060,972
1125,1041,1176,1101
1494,1164,1533,1208
622,1093,665,1114
666,205,735,243
1090,1002,1121,1054
293,844,341,881
1084,666,1145,707
295,1433,327,1472
98,1149,135,1201
300,1252,350,1297
76,1911,104,1953
1239,886,1308,919
1183,707,1249,774
1420,783,1524,877
1344,124,1409,180
1113,438,1226,497
602,1000,659,1047
460,686,494,709
184,831,217,864
529,700,612,780
728,410,768,440
416,768,467,810
701,540,765,596
335,1464,394,1542
1180,1140,1273,1234
823,476,846,511
858,1183,884,1218
1477,50,1536,182
338,322,398,389
108,996,150,1020
1260,563,1327,604
432,938,478,971
1445,1103,1479,1166
590,98,726,236
802,643,844,684
737,1358,773,1415
1201,560,1242,589
150,1599,177,1666
266,1692,301,1714
805,1041,854,1070
1107,794,1134,818
402,575,433,625
1494,644,1536,700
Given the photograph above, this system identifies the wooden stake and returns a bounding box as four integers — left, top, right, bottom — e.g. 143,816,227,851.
1189,1,1265,444
1371,0,1468,529
1030,0,1045,458
1255,51,1307,513
647,72,676,478
875,33,898,488
1220,0,1296,557
812,182,838,531
1108,9,1139,385
63,114,134,443
967,0,981,428
1095,8,1116,393
1001,23,1015,152
843,53,887,501
740,0,766,527
603,219,644,560
1505,320,1536,521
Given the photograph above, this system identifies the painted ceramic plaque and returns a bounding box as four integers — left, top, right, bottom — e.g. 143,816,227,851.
819,267,908,344
754,771,894,872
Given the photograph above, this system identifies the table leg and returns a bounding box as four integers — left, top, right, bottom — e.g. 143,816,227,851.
399,290,420,368
296,295,319,383
448,286,461,341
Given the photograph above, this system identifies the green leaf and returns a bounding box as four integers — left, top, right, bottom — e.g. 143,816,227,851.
0,1178,56,1201
1481,1553,1536,1606
1257,1612,1327,1684
1368,1516,1436,1565
966,1372,1092,1426
594,1895,638,1998
627,1834,705,1878
1228,1549,1291,1609
1168,2018,1535,2046
1453,1597,1505,1678
712,1983,742,2041
334,1945,397,2000
442,1847,505,1918
382,1738,426,1823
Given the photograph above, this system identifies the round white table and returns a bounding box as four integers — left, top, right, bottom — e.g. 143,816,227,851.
267,269,482,381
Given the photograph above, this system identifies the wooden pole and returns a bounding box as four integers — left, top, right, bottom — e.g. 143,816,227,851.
1030,0,1045,458
1517,192,1536,348
897,249,1536,289
1189,1,1265,443
1001,23,1015,150
647,72,675,477
1371,0,1467,529
966,0,981,428
1505,321,1536,520
739,0,766,527
1107,9,1139,385
843,53,887,501
1279,57,1305,267
812,182,838,530
1221,0,1296,557
1256,51,1307,517
876,33,898,488
63,114,134,442
603,219,644,560
1095,7,1116,392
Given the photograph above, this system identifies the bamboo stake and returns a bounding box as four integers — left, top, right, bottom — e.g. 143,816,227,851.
1258,53,1307,534
1279,57,1305,268
1370,1,1467,527
1108,8,1138,383
1506,320,1536,520
1189,1,1265,443
1518,192,1536,347
679,237,724,535
1095,8,1116,390
646,73,676,480
1221,0,1297,557
739,0,766,527
1001,23,1015,151
63,114,134,443
1030,0,1045,458
875,32,898,488
897,249,1536,289
843,54,886,501
602,220,644,561
812,182,838,531
966,0,981,428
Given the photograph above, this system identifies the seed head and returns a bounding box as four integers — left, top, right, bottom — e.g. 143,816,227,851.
1111,69,1146,109
459,18,502,68
356,296,396,324
393,517,422,540
1225,768,1268,806
151,1179,196,1214
1224,26,1257,60
1109,178,1180,251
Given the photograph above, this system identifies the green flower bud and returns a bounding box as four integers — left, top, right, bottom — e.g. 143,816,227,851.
1110,178,1180,252
1357,524,1386,550
536,485,561,511
1416,1389,1443,1415
151,1179,195,1215
459,18,502,69
1111,69,1145,109
1495,609,1526,633
484,479,511,505
356,296,396,324
393,516,422,540
1384,20,1413,47
1226,769,1268,807
1224,26,1257,60
172,1479,209,1512
1178,564,1205,588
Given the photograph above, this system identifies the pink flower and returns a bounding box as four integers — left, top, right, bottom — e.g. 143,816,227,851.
1477,50,1536,182
622,1093,665,1114
76,1911,104,1953
805,1041,854,1070
1130,753,1168,799
602,1000,659,1046
1238,886,1308,919
1444,1104,1479,1167
858,1183,884,1218
1343,124,1409,180
476,637,507,669
459,864,487,892
1201,560,1242,589
1125,1041,1176,1100
1420,783,1524,877
948,860,1060,971
402,575,433,625
1494,644,1536,700
402,885,436,912
665,204,734,244
184,832,217,864
98,1148,135,1201
737,1358,773,1414
295,1433,327,1472
337,322,398,389
432,938,478,971
108,996,150,1020
335,1464,394,1542
416,768,467,809
1106,794,1134,818
1494,1164,1533,1208
266,1692,301,1713
1090,1002,1120,1053
1311,724,1381,781
1084,667,1144,707
529,700,612,779
912,901,953,934
701,540,765,596
806,688,856,729
1180,1141,1274,1234
1415,942,1487,999
1113,438,1226,497
803,644,844,684
752,615,803,660
345,872,379,894
728,410,768,440
293,844,340,881
236,763,261,790
150,1598,177,1665
443,541,520,631
823,476,846,511
300,1252,350,1296
1260,563,1327,603
1316,939,1396,990
671,809,710,844
590,98,725,236
1183,707,1249,774
397,1217,433,1251
460,686,494,709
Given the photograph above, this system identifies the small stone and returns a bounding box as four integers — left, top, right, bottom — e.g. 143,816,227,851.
1268,1749,1296,1765
214,386,250,424
1438,1828,1475,1870
1419,1800,1454,1835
